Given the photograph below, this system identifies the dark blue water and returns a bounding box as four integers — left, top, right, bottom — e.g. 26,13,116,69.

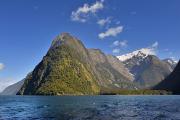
0,95,180,120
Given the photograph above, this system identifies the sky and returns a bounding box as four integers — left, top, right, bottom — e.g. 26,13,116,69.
0,0,180,91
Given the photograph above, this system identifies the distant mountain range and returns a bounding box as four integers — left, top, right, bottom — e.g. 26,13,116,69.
0,80,24,95
0,33,179,95
117,49,177,88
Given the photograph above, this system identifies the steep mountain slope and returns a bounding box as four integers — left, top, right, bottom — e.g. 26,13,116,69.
17,33,137,95
117,49,173,88
106,55,134,81
18,33,100,95
88,49,136,89
154,61,180,94
1,80,24,95
133,55,172,88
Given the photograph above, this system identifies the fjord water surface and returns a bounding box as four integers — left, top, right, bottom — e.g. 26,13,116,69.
0,95,180,120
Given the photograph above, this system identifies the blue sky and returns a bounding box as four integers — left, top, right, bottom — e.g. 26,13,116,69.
0,0,180,91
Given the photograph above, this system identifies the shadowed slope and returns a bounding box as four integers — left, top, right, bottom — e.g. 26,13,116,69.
154,61,180,94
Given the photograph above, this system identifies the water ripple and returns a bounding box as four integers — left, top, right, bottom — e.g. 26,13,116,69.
0,95,180,120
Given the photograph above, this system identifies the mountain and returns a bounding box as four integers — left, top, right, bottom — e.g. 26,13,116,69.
1,80,24,95
88,49,136,89
18,33,100,95
154,61,180,94
117,48,156,62
17,33,137,95
117,49,173,88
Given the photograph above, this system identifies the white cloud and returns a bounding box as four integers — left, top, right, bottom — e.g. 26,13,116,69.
144,48,157,55
144,41,159,55
112,48,120,54
113,40,120,46
71,1,104,22
98,26,123,39
0,63,5,71
112,40,128,47
97,17,111,26
151,41,158,48
112,40,127,54
119,40,128,47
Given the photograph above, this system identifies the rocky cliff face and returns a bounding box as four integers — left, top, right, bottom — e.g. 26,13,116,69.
106,55,134,81
17,33,137,95
88,49,136,89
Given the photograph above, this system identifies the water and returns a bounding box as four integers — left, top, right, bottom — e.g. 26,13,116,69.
0,96,180,120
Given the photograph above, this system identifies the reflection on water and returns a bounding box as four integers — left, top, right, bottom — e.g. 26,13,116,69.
0,95,180,120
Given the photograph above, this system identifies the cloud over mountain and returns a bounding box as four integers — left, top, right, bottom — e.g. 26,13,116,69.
152,41,158,48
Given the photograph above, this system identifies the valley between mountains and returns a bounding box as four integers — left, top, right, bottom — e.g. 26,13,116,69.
1,33,179,95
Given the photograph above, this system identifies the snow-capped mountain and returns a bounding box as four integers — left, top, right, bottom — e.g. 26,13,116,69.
116,48,175,88
117,48,156,62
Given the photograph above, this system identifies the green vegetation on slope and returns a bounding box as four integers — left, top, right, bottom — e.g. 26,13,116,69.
18,34,100,95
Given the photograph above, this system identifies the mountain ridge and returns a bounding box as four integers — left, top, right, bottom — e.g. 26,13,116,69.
1,33,177,95
117,48,156,62
17,33,137,95
116,48,177,88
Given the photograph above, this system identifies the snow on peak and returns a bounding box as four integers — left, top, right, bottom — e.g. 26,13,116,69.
164,58,178,65
117,48,156,61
